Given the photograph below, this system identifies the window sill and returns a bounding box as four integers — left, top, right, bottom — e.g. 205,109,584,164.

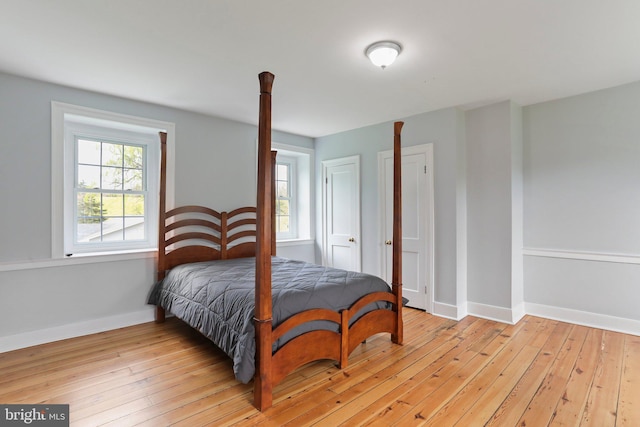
276,239,315,247
2,241,316,273
0,249,157,272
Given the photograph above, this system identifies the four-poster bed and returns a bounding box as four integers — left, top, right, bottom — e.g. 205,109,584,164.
148,71,404,411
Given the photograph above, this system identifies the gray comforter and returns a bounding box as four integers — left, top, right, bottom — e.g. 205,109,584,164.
148,256,392,383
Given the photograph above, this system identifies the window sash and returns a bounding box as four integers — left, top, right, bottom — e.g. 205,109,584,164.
61,113,160,255
275,157,296,239
73,137,149,245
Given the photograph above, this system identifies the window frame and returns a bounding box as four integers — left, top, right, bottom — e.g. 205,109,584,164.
51,102,175,258
275,155,297,240
67,124,156,254
271,142,314,243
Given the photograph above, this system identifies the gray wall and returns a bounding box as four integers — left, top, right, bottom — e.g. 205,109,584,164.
315,107,466,308
0,72,313,342
466,101,523,316
466,101,516,309
523,81,640,321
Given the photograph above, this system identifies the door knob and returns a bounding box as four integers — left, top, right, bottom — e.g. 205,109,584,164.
348,237,355,242
385,240,392,245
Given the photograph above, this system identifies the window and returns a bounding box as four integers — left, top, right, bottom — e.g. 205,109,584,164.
52,102,175,257
275,156,296,239
272,143,313,242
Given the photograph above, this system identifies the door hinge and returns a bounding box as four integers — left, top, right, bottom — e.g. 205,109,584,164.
424,165,427,174
325,177,328,184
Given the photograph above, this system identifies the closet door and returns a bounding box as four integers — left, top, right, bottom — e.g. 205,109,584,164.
379,144,434,311
322,156,361,272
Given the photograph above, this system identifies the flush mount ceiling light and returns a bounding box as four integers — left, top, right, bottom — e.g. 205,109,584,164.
365,41,402,69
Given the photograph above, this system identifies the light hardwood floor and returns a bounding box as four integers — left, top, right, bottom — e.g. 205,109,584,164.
1,308,638,426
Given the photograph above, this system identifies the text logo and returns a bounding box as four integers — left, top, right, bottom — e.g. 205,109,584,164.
1,405,69,426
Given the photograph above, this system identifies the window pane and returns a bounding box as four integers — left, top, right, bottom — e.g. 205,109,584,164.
277,181,288,198
124,145,143,169
101,217,124,242
123,168,143,191
124,194,144,216
102,142,123,166
77,165,100,189
102,166,122,190
77,139,101,165
103,193,123,216
76,221,102,243
76,192,104,223
276,199,289,215
124,217,145,241
278,216,289,233
277,164,288,181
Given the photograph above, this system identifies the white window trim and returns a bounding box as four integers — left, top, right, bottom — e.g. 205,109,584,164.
272,142,314,243
51,101,175,259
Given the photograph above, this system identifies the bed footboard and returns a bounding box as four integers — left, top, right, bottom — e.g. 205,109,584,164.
269,292,399,387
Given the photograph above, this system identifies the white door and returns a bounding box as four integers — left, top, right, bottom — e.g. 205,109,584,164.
379,144,433,311
322,156,361,271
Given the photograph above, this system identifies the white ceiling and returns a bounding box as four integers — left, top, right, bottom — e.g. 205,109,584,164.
2,1,640,137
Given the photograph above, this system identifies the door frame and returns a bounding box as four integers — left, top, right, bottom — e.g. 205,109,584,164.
321,155,361,270
377,143,434,312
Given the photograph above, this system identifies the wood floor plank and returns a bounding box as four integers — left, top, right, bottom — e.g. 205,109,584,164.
548,328,603,427
1,310,638,426
317,319,496,426
423,316,554,426
358,321,516,426
0,319,192,387
453,343,542,426
580,330,626,426
617,335,640,426
514,324,589,427
337,319,504,426
486,322,581,426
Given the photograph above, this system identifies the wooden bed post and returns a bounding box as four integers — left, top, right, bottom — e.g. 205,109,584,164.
254,71,275,411
392,121,404,344
155,131,168,323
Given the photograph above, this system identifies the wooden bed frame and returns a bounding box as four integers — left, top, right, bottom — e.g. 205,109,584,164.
153,71,403,411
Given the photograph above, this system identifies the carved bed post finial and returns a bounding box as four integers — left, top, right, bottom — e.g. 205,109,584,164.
255,71,275,410
392,121,403,344
259,71,275,95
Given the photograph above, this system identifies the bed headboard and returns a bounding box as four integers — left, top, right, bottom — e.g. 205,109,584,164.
158,205,258,278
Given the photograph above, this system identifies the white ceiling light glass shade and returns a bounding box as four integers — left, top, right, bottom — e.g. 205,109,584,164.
366,41,402,69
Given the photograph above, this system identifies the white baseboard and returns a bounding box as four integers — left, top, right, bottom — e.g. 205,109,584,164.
525,302,640,337
434,300,638,337
512,302,526,324
432,301,467,321
467,301,525,325
0,307,156,353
